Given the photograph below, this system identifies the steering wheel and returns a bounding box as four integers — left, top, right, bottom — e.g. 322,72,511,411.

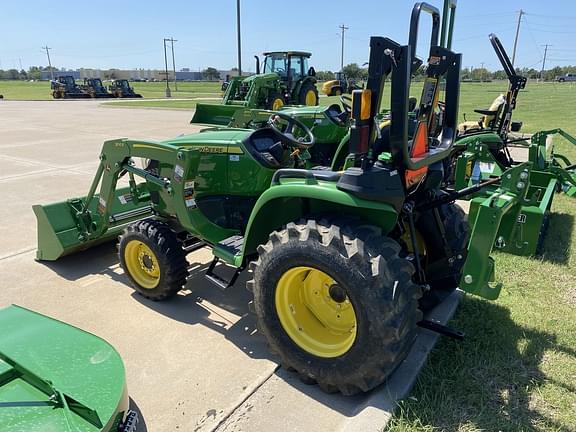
340,95,352,114
267,112,315,149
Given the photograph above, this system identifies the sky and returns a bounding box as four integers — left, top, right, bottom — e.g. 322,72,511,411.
1,0,575,73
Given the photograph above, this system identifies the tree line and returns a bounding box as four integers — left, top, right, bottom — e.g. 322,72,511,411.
316,63,576,82
0,66,57,80
2,63,576,82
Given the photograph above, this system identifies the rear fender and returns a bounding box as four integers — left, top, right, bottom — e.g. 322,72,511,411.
240,177,399,265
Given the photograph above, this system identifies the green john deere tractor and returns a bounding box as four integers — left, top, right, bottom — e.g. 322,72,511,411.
449,33,576,256
192,51,319,125
35,0,529,394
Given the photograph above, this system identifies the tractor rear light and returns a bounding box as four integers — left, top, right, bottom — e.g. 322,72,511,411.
351,89,372,121
357,125,370,153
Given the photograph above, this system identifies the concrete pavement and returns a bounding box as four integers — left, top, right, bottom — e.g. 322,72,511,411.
0,100,459,431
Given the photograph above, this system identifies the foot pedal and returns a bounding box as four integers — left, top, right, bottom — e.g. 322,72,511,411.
417,319,465,340
205,257,243,290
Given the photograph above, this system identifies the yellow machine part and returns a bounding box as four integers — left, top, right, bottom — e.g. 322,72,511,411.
275,266,357,358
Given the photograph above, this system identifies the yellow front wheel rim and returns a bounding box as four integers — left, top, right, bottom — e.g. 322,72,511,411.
124,240,161,289
305,90,317,106
275,267,357,358
272,98,284,111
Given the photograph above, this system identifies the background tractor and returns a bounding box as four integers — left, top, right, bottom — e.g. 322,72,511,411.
82,78,114,98
51,75,90,99
108,79,143,98
34,0,530,395
321,71,360,96
192,51,319,125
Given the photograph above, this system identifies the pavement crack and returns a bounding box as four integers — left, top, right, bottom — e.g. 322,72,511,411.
0,247,36,262
208,366,279,432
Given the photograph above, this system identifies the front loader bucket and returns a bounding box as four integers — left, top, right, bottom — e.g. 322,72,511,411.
191,103,245,126
33,186,153,261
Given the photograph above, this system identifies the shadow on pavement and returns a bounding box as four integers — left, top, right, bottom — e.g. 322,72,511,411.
38,243,471,421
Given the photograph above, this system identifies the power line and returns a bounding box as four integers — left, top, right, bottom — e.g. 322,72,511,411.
339,24,349,71
42,46,54,80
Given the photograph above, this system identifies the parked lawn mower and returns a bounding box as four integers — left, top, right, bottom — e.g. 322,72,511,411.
0,305,137,432
108,80,143,98
82,78,115,98
192,51,319,125
34,0,532,395
51,76,91,99
449,33,576,256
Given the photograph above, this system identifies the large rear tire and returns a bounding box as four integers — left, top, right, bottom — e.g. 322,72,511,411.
416,203,469,311
249,219,422,395
119,219,188,301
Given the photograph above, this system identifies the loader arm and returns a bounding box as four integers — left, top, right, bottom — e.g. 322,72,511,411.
34,137,246,261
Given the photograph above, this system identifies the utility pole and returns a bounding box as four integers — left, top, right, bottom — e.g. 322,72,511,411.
480,62,485,82
42,46,54,80
236,0,242,76
166,37,178,91
511,9,524,67
540,44,551,81
163,38,171,97
339,24,349,71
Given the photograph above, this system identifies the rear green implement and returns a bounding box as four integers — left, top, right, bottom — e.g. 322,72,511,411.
451,34,576,256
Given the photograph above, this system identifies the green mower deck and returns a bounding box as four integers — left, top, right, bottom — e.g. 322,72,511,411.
0,305,136,432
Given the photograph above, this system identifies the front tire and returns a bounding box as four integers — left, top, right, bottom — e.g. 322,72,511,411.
249,219,422,395
267,91,285,110
119,219,188,301
299,82,319,106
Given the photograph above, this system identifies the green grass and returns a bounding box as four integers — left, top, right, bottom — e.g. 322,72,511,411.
0,80,221,100
386,82,576,431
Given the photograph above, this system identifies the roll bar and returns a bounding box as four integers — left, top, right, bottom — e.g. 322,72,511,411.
408,3,441,72
440,0,457,49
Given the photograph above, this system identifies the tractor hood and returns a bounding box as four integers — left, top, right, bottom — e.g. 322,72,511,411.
238,72,279,84
0,305,129,431
163,128,252,147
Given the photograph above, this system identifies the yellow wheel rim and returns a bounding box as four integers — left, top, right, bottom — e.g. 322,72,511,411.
272,98,284,111
124,240,161,289
335,89,342,96
305,90,317,106
275,266,357,358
